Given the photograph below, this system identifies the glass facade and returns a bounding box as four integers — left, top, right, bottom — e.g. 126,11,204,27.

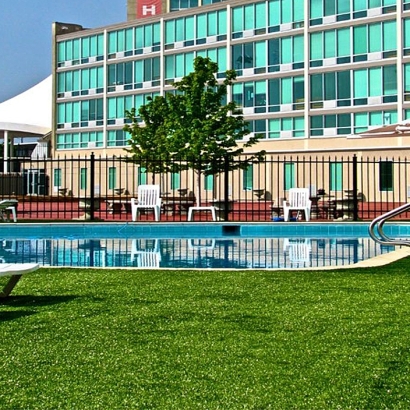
54,0,410,151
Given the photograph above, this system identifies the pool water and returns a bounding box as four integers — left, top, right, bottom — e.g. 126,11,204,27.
0,222,407,269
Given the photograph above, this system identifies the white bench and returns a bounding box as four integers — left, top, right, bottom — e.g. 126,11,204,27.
0,263,39,297
187,206,216,221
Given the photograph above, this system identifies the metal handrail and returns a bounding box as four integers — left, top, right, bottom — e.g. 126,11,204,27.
369,203,410,247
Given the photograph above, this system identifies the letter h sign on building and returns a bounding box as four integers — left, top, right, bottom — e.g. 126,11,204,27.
136,0,162,18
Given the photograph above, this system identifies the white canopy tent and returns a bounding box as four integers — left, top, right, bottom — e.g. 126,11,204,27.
0,76,52,172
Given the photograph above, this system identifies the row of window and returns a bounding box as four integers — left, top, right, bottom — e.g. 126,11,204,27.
57,1,410,65
55,108,399,149
52,160,394,193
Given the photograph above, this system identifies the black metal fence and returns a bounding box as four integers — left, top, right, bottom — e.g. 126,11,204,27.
1,154,409,222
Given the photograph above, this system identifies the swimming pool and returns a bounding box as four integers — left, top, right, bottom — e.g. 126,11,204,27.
0,222,408,269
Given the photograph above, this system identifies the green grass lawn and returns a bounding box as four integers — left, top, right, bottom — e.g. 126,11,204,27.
1,259,410,409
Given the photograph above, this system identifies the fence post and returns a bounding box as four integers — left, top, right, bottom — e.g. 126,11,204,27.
353,154,358,221
224,156,230,221
90,152,95,221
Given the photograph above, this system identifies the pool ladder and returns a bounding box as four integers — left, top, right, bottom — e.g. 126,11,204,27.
369,203,410,247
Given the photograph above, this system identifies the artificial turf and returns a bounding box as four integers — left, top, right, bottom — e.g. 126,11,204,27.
1,258,410,409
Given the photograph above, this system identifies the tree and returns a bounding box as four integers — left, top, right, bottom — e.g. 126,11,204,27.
123,95,174,183
124,56,264,205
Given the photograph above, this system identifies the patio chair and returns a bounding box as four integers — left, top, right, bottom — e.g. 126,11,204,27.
131,185,162,221
283,188,312,222
0,199,18,222
130,239,161,268
0,263,39,297
283,238,311,268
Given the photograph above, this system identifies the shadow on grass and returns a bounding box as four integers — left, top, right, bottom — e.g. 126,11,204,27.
0,295,78,308
0,310,37,321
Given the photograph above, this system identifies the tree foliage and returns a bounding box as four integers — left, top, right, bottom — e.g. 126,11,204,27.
124,56,264,200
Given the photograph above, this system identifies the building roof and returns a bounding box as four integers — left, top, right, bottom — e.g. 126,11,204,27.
358,119,410,138
0,76,52,138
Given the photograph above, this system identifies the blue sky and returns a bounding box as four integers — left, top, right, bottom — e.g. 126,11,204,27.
0,0,126,103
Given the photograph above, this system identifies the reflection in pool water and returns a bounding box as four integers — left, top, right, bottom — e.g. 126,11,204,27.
0,236,395,269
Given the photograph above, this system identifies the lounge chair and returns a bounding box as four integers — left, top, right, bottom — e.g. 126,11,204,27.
0,263,39,297
283,188,312,221
130,239,161,268
131,185,162,221
0,199,18,222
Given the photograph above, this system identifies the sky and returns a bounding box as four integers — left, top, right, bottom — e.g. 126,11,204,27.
0,0,126,103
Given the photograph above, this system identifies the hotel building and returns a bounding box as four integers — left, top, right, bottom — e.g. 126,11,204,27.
53,0,410,161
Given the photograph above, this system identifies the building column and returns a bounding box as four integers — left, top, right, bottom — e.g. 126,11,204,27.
3,130,8,173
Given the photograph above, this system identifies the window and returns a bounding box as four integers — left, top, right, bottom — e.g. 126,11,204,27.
268,0,304,29
171,173,180,190
232,2,268,38
196,10,227,41
80,168,87,190
135,23,161,51
379,161,393,191
232,41,266,73
243,165,253,191
107,130,128,147
330,162,342,191
138,167,147,185
310,114,352,136
204,174,213,191
54,169,62,188
284,163,295,191
353,110,397,133
108,167,116,190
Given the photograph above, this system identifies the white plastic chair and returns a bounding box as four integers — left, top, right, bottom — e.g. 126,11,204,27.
283,238,311,267
130,239,161,268
0,200,18,222
131,185,161,221
283,188,312,222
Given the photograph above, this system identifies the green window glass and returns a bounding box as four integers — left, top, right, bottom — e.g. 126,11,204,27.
330,163,342,191
310,0,323,19
367,23,381,53
324,72,336,100
353,69,367,98
369,67,382,96
243,165,253,191
244,5,255,30
281,78,292,104
268,118,280,139
281,0,291,23
281,37,292,64
405,19,410,49
324,30,336,58
294,0,304,22
218,10,227,35
383,65,397,96
310,74,323,102
185,16,195,40
255,42,266,67
255,3,266,29
232,7,244,33
108,167,116,190
268,0,280,26
353,0,367,11
54,169,62,188
337,28,350,56
138,167,147,185
353,26,367,54
310,32,323,60
171,173,180,190
80,168,87,190
165,20,175,44
204,175,213,191
293,35,304,62
379,161,393,191
383,21,396,51
284,163,295,191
